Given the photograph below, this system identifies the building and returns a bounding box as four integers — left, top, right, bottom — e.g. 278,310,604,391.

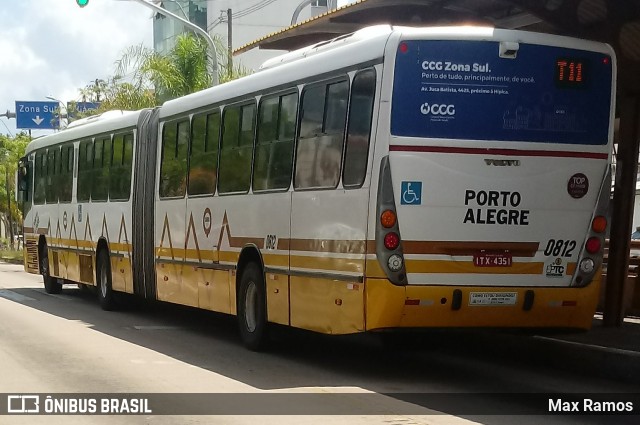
153,0,208,56
152,0,348,72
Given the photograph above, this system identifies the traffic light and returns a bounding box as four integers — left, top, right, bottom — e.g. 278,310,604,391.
76,0,89,7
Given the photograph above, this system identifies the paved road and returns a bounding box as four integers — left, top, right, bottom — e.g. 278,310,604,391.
0,263,638,424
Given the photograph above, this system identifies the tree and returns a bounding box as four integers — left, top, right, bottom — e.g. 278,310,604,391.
114,33,249,104
0,133,30,245
72,33,250,119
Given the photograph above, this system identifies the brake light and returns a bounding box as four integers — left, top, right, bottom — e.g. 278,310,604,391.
591,216,607,233
384,232,400,250
380,210,397,228
585,237,601,254
375,157,407,286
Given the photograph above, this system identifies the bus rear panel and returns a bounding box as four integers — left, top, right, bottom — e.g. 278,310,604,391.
367,30,614,331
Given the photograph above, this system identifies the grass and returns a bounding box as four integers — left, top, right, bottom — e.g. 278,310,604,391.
0,248,23,264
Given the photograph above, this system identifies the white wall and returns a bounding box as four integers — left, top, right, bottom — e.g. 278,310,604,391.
208,0,336,71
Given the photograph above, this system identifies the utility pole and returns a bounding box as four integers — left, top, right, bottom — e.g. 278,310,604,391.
227,8,233,79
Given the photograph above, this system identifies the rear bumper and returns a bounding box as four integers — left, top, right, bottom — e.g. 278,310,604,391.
365,273,601,331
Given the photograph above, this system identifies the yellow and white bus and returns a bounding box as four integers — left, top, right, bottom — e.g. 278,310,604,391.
18,26,615,349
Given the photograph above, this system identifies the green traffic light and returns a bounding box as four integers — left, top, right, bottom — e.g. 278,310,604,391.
77,0,89,7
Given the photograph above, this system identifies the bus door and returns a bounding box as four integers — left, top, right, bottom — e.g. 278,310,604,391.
183,110,231,314
289,72,377,334
155,119,192,306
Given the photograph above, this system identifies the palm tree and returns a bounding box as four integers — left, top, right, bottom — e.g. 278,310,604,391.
115,33,249,103
76,33,250,116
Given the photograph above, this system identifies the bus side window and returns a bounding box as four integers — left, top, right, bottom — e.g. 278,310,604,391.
253,92,297,192
59,144,74,202
188,111,219,196
122,134,134,199
45,147,59,204
343,68,376,188
17,158,31,205
33,152,42,205
92,137,111,201
295,79,348,190
110,133,133,201
77,140,93,202
160,120,189,198
33,151,45,204
219,103,256,194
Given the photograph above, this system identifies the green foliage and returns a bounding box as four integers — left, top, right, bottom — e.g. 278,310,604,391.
0,133,30,230
75,33,251,118
0,246,23,262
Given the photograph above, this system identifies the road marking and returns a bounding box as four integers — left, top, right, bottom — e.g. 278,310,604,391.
534,335,640,358
0,289,36,302
133,325,183,330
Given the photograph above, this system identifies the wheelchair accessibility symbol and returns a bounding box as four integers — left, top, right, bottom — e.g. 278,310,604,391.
401,181,422,205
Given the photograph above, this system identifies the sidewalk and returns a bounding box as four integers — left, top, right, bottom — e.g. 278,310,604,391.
457,315,640,384
529,314,640,383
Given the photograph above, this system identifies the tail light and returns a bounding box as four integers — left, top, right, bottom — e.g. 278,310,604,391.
384,232,400,250
380,210,397,228
375,157,407,286
585,237,601,254
591,216,607,233
571,168,610,287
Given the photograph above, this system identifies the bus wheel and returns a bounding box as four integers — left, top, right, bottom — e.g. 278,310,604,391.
238,262,268,351
97,250,117,311
41,246,62,294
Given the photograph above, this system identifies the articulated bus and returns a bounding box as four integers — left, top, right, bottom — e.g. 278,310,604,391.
18,26,615,349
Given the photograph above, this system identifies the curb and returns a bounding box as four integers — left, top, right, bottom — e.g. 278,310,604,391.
444,331,640,384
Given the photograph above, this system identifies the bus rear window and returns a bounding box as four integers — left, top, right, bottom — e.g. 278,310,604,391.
391,40,612,145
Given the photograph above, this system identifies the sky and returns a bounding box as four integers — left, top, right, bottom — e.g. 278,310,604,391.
0,0,153,137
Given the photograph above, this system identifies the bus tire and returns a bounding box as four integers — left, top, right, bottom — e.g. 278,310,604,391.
237,262,268,351
41,245,62,294
97,250,117,311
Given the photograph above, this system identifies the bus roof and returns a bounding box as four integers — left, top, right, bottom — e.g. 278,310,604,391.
158,26,393,120
25,110,144,155
160,25,613,121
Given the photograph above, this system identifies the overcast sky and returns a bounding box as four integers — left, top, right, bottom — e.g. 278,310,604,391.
0,0,153,137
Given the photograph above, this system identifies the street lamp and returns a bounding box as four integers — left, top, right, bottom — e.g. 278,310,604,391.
46,96,67,130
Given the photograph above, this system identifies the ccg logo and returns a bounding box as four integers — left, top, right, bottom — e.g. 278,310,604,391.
420,102,456,116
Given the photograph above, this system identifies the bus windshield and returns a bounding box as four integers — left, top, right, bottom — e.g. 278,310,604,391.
391,40,613,145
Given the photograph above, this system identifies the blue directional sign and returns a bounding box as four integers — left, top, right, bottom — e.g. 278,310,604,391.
15,101,59,130
67,101,100,119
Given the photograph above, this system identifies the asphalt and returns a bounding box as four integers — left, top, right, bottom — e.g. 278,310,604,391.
534,314,640,383
449,314,640,385
2,258,638,385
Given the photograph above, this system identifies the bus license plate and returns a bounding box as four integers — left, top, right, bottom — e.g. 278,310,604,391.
473,252,512,267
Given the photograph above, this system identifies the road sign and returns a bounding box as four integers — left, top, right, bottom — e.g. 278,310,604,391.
67,101,100,119
15,101,59,130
